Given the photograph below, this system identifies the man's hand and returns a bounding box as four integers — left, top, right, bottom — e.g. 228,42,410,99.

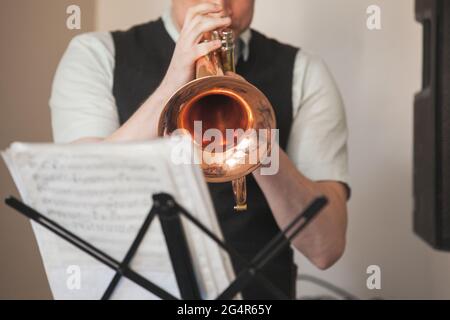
103,2,231,143
158,2,232,98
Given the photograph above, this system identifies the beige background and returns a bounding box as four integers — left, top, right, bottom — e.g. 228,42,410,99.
1,0,450,299
0,0,95,299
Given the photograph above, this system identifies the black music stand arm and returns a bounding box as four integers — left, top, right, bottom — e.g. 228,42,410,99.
4,196,178,301
153,194,202,300
171,194,328,300
216,196,328,300
101,204,158,300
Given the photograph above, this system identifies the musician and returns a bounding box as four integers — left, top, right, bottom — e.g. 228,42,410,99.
50,0,350,299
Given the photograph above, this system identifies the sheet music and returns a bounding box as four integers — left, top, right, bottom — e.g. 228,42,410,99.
2,139,235,300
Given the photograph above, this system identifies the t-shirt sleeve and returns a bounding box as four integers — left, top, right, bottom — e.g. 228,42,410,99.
49,32,120,143
287,51,350,188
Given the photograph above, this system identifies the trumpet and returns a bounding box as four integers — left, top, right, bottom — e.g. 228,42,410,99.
158,29,276,211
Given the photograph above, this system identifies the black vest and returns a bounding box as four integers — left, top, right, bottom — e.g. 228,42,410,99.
112,18,299,300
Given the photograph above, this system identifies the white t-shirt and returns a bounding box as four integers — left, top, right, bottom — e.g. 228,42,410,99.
50,10,349,185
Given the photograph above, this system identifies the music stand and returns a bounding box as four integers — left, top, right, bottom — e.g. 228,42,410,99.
5,193,327,300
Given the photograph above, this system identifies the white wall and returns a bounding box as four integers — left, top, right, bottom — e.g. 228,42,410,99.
266,0,427,299
96,0,169,31
95,0,450,299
